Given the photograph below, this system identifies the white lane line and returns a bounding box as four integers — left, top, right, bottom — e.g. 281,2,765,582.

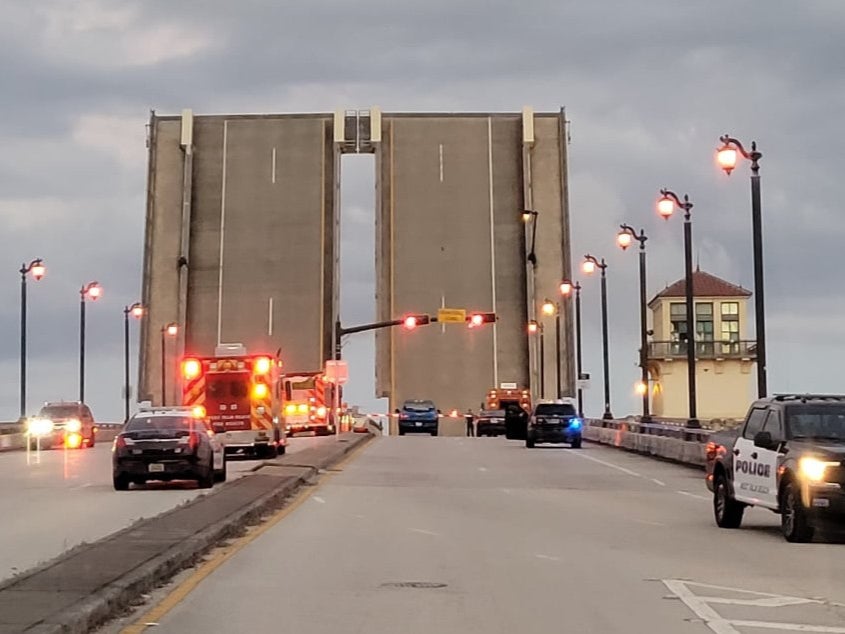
478,466,488,472
730,621,845,632
501,488,512,494
651,478,666,487
438,143,444,182
677,490,708,501
571,451,641,477
633,519,666,527
535,554,560,562
409,528,439,536
663,579,741,634
271,146,276,183
312,496,326,504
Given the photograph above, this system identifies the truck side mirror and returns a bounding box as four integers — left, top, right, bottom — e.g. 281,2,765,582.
753,430,774,450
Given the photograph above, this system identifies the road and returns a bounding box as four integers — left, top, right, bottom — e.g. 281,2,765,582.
0,435,331,582
114,437,845,634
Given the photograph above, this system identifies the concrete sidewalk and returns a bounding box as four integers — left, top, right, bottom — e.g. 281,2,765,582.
0,433,372,634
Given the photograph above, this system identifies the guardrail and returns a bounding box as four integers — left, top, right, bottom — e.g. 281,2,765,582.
583,418,735,468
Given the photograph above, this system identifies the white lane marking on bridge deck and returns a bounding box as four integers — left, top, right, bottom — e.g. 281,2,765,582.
478,466,488,472
571,451,641,477
663,579,845,633
312,496,326,504
271,146,276,183
409,528,439,536
535,554,560,562
216,120,229,345
651,478,666,486
438,143,444,182
676,490,708,501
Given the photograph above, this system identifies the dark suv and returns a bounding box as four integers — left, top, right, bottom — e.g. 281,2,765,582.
526,401,582,448
397,400,439,436
29,401,96,449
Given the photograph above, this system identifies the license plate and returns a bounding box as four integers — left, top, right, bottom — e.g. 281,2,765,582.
415,422,422,427
813,498,830,508
148,463,165,473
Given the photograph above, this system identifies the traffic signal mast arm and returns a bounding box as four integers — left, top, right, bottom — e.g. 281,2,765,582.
337,311,497,338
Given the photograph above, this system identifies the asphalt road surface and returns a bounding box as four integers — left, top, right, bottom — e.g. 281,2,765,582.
113,437,845,634
0,435,331,582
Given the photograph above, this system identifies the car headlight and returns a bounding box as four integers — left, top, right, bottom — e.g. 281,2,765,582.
799,457,837,482
65,419,82,433
27,418,54,436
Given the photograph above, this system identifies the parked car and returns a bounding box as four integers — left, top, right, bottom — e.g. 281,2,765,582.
526,400,582,448
397,400,439,436
112,407,226,490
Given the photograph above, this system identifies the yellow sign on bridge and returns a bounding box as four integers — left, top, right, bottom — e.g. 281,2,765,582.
437,308,467,324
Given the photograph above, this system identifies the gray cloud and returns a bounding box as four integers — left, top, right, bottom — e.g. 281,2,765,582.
1,0,843,419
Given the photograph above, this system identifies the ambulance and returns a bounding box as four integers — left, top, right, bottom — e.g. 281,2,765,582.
181,344,285,457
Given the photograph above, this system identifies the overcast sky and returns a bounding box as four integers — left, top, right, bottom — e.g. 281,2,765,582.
1,0,843,421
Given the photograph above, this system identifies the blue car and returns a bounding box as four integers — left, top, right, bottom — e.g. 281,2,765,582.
526,401,582,448
397,400,439,436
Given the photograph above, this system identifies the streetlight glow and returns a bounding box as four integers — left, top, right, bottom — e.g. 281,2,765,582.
716,145,738,174
542,300,555,316
657,196,675,219
527,320,539,334
616,231,633,250
30,261,46,281
131,304,144,318
560,281,572,296
166,323,178,336
635,381,648,396
582,259,596,275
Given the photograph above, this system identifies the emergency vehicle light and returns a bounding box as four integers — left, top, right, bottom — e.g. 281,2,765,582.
252,383,269,399
192,405,207,418
316,406,327,418
254,357,272,375
298,403,309,414
183,359,202,380
285,404,297,415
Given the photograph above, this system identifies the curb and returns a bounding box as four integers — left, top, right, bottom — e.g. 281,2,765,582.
1,432,373,633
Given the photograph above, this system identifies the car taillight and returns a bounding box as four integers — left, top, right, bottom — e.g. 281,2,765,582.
705,441,718,461
113,435,132,451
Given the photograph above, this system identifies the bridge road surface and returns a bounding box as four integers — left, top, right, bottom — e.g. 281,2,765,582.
116,438,845,634
0,435,332,583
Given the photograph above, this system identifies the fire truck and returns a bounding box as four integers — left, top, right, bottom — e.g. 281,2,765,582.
181,344,286,457
485,385,532,440
281,372,338,436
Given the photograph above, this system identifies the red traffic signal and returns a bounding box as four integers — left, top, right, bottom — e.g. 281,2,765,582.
467,312,496,328
403,314,431,330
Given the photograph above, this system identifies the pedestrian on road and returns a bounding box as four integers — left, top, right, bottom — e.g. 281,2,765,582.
465,409,475,437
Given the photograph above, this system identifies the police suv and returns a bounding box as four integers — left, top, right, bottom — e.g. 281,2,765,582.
706,394,845,542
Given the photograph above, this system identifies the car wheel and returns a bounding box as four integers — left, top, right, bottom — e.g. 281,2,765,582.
430,431,437,437
277,444,286,456
570,437,582,449
198,464,215,489
714,474,744,529
781,481,814,543
214,457,227,483
88,433,96,448
113,474,130,491
398,429,405,436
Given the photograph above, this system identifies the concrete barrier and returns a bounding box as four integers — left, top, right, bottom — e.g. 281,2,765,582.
583,420,707,468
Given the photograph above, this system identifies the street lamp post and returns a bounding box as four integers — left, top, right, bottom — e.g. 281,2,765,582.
657,189,699,428
79,282,102,403
522,209,539,266
124,303,144,422
582,255,613,420
617,225,651,422
161,323,178,406
717,135,767,398
527,320,544,398
19,259,45,419
541,299,561,398
560,280,583,416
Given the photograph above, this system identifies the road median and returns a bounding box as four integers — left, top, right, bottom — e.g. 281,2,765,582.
0,432,373,634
